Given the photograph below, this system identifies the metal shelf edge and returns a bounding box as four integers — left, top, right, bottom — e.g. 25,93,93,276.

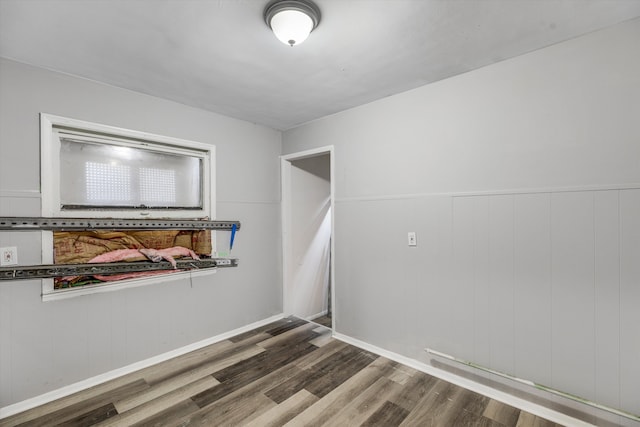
0,217,241,231
0,258,238,281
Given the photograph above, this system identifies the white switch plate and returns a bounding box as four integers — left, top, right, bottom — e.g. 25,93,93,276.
407,232,417,246
1,246,18,266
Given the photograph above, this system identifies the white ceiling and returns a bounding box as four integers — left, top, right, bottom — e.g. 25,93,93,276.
1,0,639,130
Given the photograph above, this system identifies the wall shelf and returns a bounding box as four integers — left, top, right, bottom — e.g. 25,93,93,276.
0,216,241,231
0,258,238,281
0,216,241,282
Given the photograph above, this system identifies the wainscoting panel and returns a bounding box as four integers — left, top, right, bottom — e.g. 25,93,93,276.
471,196,491,369
513,193,552,386
487,195,516,375
619,189,640,413
550,191,595,400
451,196,477,362
335,186,639,418
593,190,620,409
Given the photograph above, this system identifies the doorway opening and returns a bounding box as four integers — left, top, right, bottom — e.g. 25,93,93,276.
281,147,334,330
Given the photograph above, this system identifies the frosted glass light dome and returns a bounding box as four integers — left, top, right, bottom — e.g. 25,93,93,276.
270,10,313,46
264,0,321,47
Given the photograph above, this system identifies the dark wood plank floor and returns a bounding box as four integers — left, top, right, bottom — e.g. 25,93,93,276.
309,313,332,328
0,317,565,427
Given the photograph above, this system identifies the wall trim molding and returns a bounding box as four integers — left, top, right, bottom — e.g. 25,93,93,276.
305,309,328,322
336,183,640,203
41,269,217,302
217,199,280,205
0,313,285,419
0,190,41,199
333,332,596,427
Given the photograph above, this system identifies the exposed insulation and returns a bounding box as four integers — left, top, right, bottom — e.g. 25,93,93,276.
54,230,212,264
53,230,212,288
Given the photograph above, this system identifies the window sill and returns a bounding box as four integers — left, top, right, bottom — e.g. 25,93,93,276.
41,268,216,302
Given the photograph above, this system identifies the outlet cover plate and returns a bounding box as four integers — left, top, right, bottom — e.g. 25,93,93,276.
408,232,417,247
1,246,18,266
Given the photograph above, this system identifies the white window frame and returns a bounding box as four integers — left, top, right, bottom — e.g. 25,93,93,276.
40,113,216,301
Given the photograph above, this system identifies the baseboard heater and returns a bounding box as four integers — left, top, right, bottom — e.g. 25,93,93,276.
425,348,639,423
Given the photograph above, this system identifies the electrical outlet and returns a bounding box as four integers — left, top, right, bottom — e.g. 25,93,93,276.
1,246,18,266
407,232,417,247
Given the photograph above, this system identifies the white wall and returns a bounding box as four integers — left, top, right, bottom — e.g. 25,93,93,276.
0,58,282,407
288,155,331,320
282,18,640,423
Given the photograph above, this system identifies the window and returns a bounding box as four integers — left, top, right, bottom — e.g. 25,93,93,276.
42,114,214,219
40,114,216,300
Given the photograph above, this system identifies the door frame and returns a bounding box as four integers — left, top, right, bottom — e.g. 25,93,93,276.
281,146,335,328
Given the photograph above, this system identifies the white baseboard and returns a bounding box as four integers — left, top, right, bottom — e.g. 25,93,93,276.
1,316,602,426
0,313,284,419
333,332,595,427
305,309,328,321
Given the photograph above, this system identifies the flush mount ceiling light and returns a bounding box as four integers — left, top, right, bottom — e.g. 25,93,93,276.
264,0,321,47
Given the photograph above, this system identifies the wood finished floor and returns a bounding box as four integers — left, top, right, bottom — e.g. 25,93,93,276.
309,314,332,328
1,317,565,427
